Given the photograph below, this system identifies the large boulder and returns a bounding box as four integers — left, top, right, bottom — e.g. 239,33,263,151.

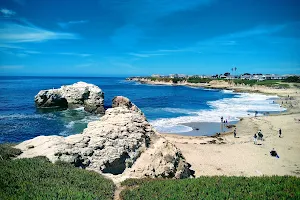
112,96,142,114
16,96,193,182
35,82,105,114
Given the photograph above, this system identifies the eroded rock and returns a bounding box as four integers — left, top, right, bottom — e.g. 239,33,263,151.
35,82,104,114
17,96,193,182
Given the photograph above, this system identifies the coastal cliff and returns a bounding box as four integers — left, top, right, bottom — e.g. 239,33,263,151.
127,77,294,96
16,96,193,183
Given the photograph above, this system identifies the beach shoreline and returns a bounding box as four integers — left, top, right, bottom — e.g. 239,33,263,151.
128,78,300,177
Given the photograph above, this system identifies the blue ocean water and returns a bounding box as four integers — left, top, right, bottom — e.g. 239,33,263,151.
0,76,284,143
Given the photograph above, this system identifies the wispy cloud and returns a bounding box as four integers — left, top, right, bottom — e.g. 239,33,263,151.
0,8,16,17
58,52,91,57
0,65,23,69
226,24,286,39
0,23,79,43
128,52,165,58
58,20,89,29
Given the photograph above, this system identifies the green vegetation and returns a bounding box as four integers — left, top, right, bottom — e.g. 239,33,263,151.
187,77,213,83
283,76,300,83
150,77,172,82
0,144,115,200
121,176,300,200
225,79,290,88
0,143,22,160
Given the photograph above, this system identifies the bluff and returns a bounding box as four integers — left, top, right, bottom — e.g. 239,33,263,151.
16,96,193,182
34,82,105,114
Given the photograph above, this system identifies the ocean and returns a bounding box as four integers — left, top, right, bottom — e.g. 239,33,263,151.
0,76,285,143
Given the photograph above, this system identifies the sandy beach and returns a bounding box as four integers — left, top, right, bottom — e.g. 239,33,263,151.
159,83,300,177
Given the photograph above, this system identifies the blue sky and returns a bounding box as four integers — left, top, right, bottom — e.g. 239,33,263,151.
0,0,299,76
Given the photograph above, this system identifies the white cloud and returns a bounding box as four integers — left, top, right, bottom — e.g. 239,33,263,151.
128,52,165,58
58,20,89,29
0,23,79,43
58,52,91,57
0,8,16,17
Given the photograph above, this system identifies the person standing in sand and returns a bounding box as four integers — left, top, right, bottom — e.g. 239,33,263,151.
279,128,282,138
253,133,257,144
233,128,237,138
257,130,264,141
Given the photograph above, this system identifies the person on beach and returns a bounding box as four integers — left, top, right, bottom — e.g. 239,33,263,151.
270,148,279,158
255,111,258,117
233,128,237,138
253,133,257,144
258,130,263,141
221,116,223,123
279,128,282,138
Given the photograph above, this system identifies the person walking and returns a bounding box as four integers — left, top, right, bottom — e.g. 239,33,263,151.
233,128,237,138
253,133,257,144
279,128,282,138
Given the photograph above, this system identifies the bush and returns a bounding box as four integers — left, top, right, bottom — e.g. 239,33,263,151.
187,77,212,83
121,176,300,200
0,156,115,200
0,143,22,160
283,76,300,83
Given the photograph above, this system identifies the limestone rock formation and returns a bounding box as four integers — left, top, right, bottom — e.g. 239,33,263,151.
35,82,105,114
112,96,142,114
17,96,193,182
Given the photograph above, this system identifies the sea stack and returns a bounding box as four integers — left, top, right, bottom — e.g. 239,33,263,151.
34,82,105,114
16,96,193,181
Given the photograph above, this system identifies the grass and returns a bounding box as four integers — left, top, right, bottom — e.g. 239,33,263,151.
0,144,115,200
187,77,213,83
146,77,292,88
0,143,22,160
2,144,300,200
121,176,300,200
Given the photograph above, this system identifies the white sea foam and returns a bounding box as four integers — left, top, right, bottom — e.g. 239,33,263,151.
74,107,85,111
150,92,286,133
161,108,197,115
221,89,235,94
64,121,75,129
154,124,193,133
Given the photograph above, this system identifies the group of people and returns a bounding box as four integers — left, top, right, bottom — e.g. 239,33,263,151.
220,116,228,124
253,128,282,144
253,130,263,144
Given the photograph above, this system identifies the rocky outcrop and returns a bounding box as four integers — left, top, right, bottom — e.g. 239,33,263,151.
16,96,193,182
35,82,105,114
112,96,142,114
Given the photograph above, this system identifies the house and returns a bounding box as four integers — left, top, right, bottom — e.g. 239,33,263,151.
151,74,161,78
219,74,227,79
240,74,252,80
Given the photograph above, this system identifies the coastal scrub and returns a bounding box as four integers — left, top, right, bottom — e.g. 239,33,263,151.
0,145,115,200
121,176,300,199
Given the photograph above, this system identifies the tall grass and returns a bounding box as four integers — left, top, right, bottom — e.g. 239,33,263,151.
0,144,115,200
121,176,300,200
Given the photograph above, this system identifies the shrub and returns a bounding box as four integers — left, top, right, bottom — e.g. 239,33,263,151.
283,76,300,83
0,156,115,199
187,77,212,83
0,143,22,160
121,176,300,200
